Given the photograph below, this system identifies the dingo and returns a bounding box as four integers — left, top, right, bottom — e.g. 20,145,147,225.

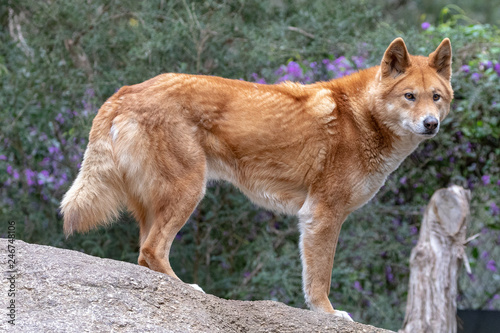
61,38,452,320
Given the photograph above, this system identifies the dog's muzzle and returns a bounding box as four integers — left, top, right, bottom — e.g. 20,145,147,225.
422,116,439,135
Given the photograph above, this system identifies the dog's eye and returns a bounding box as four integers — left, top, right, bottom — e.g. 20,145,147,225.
404,93,415,101
433,94,441,101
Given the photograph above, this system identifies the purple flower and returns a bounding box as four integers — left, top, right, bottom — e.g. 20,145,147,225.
287,61,302,78
352,56,365,68
40,157,50,167
0,155,6,160
421,22,431,30
55,173,68,189
481,251,489,260
6,165,12,174
460,65,470,73
25,169,36,186
410,226,418,235
471,72,482,82
486,260,497,272
13,170,19,180
251,73,266,84
491,202,500,216
354,281,363,292
482,175,491,185
466,142,473,153
494,63,500,76
37,170,52,185
274,66,285,76
480,61,493,70
333,56,352,74
488,294,500,310
55,113,65,124
334,56,350,67
326,62,336,72
277,74,290,82
48,146,60,155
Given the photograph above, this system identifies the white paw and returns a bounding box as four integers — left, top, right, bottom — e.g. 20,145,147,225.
188,283,205,293
333,310,353,321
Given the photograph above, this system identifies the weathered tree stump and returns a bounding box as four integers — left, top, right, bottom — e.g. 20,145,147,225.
400,185,471,333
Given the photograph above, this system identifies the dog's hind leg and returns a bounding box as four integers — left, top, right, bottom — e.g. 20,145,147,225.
110,107,207,292
138,156,206,281
119,117,208,287
127,195,151,269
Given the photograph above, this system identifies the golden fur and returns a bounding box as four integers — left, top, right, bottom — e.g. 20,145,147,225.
61,38,453,320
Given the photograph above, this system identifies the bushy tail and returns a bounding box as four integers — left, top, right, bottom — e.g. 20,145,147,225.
61,99,125,236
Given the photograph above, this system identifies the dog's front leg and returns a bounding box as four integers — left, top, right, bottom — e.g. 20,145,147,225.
298,198,352,321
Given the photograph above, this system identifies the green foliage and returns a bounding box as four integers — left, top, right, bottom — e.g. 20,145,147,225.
1,1,499,331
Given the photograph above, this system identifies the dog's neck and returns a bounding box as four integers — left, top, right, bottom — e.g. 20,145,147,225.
331,68,424,175
363,101,424,176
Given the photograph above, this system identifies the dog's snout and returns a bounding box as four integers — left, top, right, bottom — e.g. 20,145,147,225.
423,116,439,131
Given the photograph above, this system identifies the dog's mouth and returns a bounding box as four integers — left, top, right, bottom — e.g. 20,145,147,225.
403,126,438,138
403,121,439,138
420,129,438,137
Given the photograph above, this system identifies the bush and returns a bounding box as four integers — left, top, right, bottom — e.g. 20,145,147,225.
1,2,499,330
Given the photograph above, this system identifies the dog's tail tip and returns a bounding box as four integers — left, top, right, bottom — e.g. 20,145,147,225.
62,212,76,238
61,205,88,237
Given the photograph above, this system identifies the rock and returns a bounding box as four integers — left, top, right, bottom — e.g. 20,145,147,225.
1,239,393,332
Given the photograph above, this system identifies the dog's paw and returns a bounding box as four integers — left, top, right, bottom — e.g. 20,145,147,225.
333,310,353,321
188,283,205,293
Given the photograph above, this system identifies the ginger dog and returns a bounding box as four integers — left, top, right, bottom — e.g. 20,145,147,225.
61,38,453,320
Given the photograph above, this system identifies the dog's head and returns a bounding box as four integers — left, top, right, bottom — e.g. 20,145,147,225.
375,38,453,139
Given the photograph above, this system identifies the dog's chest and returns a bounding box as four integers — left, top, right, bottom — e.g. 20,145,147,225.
348,144,415,210
348,172,388,211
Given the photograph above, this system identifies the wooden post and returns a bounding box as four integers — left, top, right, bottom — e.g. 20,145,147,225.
400,185,471,333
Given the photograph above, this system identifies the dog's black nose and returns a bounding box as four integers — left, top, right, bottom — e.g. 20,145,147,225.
423,116,439,131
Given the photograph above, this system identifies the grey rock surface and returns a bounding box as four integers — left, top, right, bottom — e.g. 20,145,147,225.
1,239,393,332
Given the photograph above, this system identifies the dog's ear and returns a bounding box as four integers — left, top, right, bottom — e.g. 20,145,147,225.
428,38,452,81
381,38,411,78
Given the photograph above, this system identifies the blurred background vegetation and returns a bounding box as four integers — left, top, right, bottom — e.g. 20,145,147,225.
1,0,499,330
